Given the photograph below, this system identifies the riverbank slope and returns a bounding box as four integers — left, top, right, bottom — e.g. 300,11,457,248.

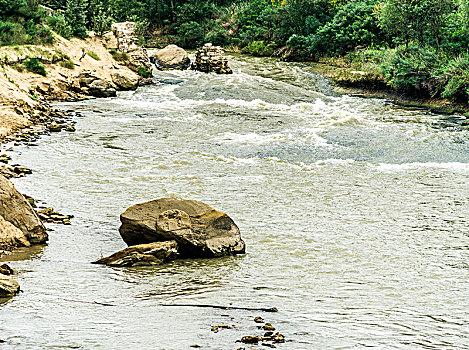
0,31,147,140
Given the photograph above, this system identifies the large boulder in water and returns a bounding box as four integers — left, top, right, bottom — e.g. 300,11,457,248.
119,198,245,258
111,70,140,90
150,45,190,70
0,175,47,250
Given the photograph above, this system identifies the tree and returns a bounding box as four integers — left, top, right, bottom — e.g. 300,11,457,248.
65,0,88,37
379,0,454,47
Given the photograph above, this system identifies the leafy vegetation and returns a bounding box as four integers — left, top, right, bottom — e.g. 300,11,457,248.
24,57,46,75
2,0,469,104
86,50,100,60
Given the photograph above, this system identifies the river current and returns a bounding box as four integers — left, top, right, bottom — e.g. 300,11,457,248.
1,55,469,349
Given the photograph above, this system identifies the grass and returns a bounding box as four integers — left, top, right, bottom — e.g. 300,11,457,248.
87,51,101,61
59,59,75,69
109,49,128,62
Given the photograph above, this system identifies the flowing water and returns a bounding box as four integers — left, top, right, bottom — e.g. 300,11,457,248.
1,55,469,349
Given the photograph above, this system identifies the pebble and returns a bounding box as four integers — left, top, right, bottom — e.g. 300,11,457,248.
239,335,261,344
48,121,62,132
254,316,264,323
263,323,275,331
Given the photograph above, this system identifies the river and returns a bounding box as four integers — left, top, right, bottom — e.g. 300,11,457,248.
1,55,469,349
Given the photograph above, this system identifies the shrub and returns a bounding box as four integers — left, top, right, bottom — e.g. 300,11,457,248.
59,59,75,69
46,11,72,39
307,0,383,58
109,49,128,62
440,54,469,103
241,40,277,56
137,65,152,78
87,51,100,60
380,44,442,96
24,57,46,76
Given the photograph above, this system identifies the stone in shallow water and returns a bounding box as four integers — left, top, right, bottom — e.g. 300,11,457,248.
93,241,179,267
119,198,245,258
151,45,190,70
0,274,20,297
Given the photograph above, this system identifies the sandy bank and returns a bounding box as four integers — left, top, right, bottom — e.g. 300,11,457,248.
0,31,150,139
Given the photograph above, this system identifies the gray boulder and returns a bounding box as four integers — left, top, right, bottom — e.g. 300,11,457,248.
151,45,190,70
93,241,178,267
119,198,245,258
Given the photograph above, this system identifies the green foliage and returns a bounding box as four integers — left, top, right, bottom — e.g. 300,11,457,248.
88,0,113,36
59,59,75,69
440,54,469,103
0,0,55,45
109,49,128,61
24,57,46,76
46,10,72,38
380,44,442,96
242,40,277,56
87,51,100,60
65,0,88,38
378,0,453,47
307,0,383,58
137,65,151,78
174,21,204,49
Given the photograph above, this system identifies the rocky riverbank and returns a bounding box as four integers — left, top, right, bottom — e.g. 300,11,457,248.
0,23,154,297
0,22,152,140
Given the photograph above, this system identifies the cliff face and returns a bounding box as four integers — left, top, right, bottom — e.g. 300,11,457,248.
0,27,152,138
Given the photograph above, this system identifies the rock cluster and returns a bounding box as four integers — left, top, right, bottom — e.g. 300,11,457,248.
106,22,153,75
95,198,245,267
36,207,73,225
0,265,20,297
150,45,190,70
0,175,48,253
111,22,139,53
237,318,285,347
191,44,232,74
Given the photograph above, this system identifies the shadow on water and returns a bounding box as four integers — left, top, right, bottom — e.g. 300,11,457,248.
0,245,46,263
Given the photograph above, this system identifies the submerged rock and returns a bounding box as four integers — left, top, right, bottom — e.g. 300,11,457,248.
191,43,232,74
151,45,190,70
93,241,178,267
0,274,20,297
119,198,245,258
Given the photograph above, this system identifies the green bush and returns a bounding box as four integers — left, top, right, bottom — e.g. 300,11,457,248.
440,54,469,103
109,49,128,62
241,40,277,56
24,57,46,76
59,59,75,69
87,51,100,60
380,44,442,96
175,21,204,49
137,65,152,78
307,0,383,58
46,11,72,39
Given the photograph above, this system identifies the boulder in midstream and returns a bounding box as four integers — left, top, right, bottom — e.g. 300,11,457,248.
150,45,191,70
119,198,245,258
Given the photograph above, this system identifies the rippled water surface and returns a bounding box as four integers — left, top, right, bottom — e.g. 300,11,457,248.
1,55,469,349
